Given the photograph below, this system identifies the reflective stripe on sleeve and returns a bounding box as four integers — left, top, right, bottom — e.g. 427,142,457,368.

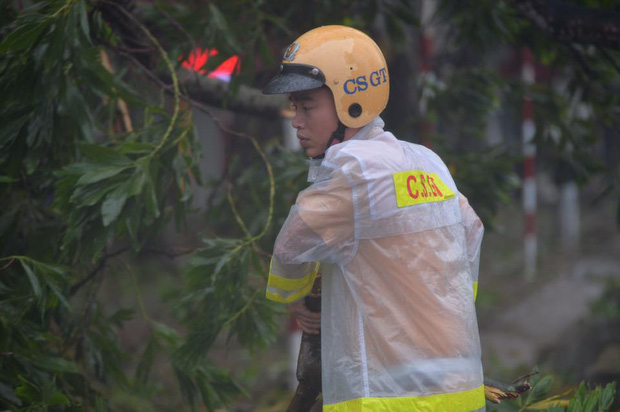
265,260,320,303
324,385,485,412
473,281,478,302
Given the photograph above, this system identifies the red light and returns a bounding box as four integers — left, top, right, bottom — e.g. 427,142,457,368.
180,48,240,82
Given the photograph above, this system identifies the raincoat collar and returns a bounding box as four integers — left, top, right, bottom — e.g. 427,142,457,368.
350,116,385,141
307,117,385,182
307,158,323,182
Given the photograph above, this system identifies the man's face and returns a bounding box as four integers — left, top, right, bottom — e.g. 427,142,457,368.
290,87,339,158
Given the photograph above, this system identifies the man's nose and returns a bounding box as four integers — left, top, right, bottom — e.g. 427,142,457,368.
291,112,303,129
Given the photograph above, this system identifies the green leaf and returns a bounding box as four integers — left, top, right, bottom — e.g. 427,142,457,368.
20,260,41,299
194,367,244,409
71,180,119,207
108,307,136,326
127,168,148,197
45,279,70,309
144,177,160,219
153,321,179,346
526,375,554,405
583,390,597,411
31,356,80,373
65,3,78,46
568,382,587,411
135,335,159,384
101,183,130,226
600,382,616,409
15,376,40,401
79,143,133,166
48,391,70,406
0,18,50,54
0,175,18,183
43,15,67,69
173,367,199,405
76,164,130,186
118,141,154,154
78,0,90,43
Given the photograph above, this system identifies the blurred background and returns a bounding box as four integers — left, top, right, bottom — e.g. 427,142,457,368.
1,0,619,410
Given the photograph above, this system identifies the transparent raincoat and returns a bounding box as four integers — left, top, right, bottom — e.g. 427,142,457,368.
267,118,485,411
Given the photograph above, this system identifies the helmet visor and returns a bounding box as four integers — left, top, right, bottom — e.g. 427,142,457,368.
263,63,325,95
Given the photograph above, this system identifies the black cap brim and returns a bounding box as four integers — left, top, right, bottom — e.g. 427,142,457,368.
262,64,326,95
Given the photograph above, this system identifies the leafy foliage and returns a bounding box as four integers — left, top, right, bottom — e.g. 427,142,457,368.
0,0,268,409
0,3,314,406
486,372,617,411
435,0,620,221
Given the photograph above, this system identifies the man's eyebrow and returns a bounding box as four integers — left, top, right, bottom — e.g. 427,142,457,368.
289,94,313,102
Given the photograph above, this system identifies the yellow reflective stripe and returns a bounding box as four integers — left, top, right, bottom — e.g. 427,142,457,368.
266,279,316,303
267,260,320,291
265,260,320,303
324,385,485,412
473,281,478,302
393,169,456,208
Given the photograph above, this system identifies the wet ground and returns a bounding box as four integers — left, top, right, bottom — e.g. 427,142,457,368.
480,256,619,372
477,194,620,382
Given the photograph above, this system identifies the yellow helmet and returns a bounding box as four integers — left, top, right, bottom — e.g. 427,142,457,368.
263,25,390,129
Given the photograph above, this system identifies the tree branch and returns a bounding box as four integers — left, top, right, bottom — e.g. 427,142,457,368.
178,71,289,119
113,45,287,120
510,0,620,50
142,246,196,259
69,247,129,296
98,0,287,119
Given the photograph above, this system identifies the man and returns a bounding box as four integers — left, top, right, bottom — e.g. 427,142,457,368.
263,25,486,411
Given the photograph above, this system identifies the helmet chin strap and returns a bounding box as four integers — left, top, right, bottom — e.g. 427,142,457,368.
311,121,347,160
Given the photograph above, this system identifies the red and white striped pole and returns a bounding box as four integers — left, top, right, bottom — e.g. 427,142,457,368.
521,48,537,280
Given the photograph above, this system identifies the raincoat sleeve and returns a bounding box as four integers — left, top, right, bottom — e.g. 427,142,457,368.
266,160,356,303
459,192,484,301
